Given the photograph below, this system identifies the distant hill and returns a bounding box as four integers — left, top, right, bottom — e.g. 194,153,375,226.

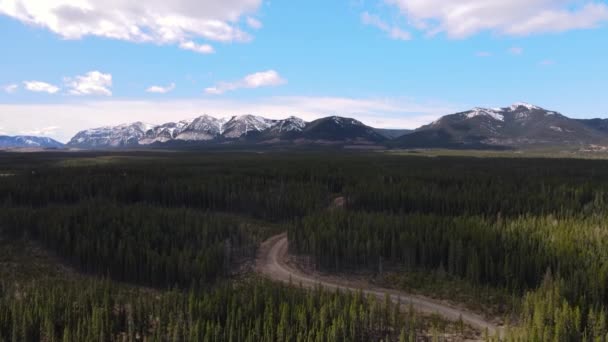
0,136,64,149
374,128,412,139
576,118,608,134
393,103,608,149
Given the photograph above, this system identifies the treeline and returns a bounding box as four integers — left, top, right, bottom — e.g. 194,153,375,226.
4,153,608,220
289,211,608,305
0,203,265,288
0,154,334,221
0,278,428,342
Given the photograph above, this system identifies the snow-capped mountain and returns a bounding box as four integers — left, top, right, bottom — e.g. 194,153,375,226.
0,135,64,149
64,103,608,150
69,122,155,148
67,113,390,148
67,115,302,147
300,116,386,142
267,116,306,135
174,116,225,142
395,102,607,148
222,115,275,139
140,120,191,145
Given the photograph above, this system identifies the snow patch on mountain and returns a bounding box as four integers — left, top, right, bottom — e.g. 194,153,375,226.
68,114,312,147
222,115,275,138
0,135,64,148
330,116,365,127
466,108,505,121
509,102,543,111
269,116,307,134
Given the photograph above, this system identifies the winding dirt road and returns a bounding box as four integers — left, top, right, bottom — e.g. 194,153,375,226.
256,233,503,338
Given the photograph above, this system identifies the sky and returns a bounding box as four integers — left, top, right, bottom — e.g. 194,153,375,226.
0,0,607,142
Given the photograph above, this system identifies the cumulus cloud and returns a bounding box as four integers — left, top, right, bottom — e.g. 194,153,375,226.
361,12,411,40
23,81,60,94
384,0,608,38
146,83,176,94
247,17,263,29
205,70,287,95
65,71,112,96
0,0,261,52
3,84,18,93
179,41,215,54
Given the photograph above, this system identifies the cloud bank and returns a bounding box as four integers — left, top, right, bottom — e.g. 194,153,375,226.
0,0,262,53
384,0,608,38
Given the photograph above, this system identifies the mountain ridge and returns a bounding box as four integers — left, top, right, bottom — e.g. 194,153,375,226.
67,114,387,148
14,102,607,150
0,135,65,149
393,103,608,149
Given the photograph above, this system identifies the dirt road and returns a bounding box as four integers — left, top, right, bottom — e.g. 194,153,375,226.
255,233,503,338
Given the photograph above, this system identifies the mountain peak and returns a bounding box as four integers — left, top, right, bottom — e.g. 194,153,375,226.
467,108,504,121
508,102,543,111
327,116,365,127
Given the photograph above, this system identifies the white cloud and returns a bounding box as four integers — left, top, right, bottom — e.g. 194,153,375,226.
205,70,287,95
65,71,112,96
476,51,492,57
247,17,263,29
361,12,411,40
0,0,261,52
146,83,176,94
3,84,18,93
509,47,524,55
384,0,608,38
20,126,60,136
0,96,457,142
179,41,215,54
23,81,60,94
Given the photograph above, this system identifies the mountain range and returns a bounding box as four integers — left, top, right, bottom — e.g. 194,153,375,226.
0,135,64,149
4,103,608,150
67,115,388,148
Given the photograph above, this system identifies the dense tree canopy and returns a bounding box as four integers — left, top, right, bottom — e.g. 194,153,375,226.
3,151,608,340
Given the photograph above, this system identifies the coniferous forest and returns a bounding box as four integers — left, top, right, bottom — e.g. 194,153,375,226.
2,151,608,340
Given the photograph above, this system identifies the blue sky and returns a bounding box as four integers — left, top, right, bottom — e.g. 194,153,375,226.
1,0,608,142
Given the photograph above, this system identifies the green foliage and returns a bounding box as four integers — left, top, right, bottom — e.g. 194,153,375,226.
0,278,420,342
289,211,608,305
1,203,261,288
4,152,608,339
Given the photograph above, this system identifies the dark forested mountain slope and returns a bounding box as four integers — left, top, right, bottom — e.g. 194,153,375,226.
576,118,608,134
394,103,608,149
297,116,386,143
